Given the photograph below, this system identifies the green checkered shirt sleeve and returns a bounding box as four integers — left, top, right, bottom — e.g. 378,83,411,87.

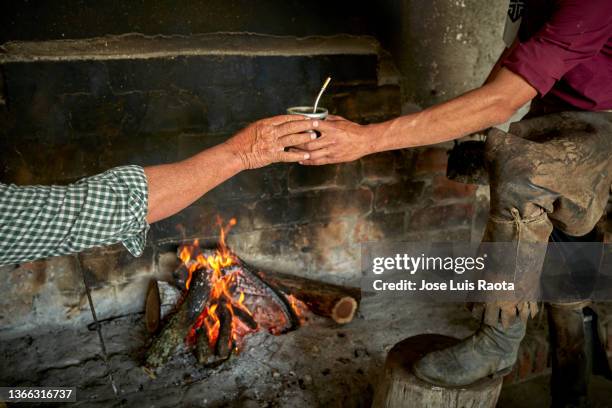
0,165,149,266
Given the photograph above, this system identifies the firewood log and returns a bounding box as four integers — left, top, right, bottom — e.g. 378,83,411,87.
235,262,300,331
195,302,233,367
158,281,182,318
215,300,233,359
196,328,213,365
144,280,161,334
254,270,361,324
145,269,209,368
233,305,258,330
145,280,184,334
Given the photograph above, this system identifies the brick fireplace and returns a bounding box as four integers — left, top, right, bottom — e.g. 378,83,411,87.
0,1,510,406
0,25,489,338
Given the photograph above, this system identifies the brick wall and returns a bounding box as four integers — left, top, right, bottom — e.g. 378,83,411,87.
503,319,551,385
0,145,486,337
0,34,487,335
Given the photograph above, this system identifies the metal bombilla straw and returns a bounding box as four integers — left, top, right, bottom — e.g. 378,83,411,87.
313,77,332,114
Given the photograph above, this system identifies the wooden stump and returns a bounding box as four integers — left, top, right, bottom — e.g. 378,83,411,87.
372,334,503,408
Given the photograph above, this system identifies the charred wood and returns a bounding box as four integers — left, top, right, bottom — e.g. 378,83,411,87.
238,261,300,331
233,305,258,330
144,269,209,368
215,300,233,359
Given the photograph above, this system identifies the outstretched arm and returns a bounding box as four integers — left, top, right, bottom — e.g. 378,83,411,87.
302,0,612,165
145,115,315,223
373,67,536,151
300,67,536,165
0,115,315,266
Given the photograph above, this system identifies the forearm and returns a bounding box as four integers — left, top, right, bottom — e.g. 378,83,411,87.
144,143,243,223
371,88,512,150
144,115,316,223
370,67,536,151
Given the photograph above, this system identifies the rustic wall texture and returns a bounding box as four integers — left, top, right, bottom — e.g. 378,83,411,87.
0,1,504,336
376,0,508,109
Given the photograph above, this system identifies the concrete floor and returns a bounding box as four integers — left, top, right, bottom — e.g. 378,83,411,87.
0,294,479,407
2,290,610,407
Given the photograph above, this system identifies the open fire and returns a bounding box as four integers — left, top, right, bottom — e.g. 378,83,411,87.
144,217,360,371
144,218,305,369
180,218,305,354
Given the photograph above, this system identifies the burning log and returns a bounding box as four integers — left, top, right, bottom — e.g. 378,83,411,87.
144,269,209,368
214,300,233,358
233,305,257,330
254,270,361,324
233,262,300,330
195,300,234,366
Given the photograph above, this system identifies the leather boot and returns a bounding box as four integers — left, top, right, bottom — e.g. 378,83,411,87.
548,302,591,408
413,318,526,386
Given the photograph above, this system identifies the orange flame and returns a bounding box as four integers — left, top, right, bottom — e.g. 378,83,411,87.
183,218,258,350
182,217,305,357
286,294,308,325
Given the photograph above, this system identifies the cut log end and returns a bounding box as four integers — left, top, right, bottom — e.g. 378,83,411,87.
331,296,358,324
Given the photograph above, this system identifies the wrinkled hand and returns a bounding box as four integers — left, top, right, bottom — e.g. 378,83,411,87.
293,116,374,165
225,115,317,170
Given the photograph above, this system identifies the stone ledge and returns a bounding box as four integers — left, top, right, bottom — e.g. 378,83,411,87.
0,33,380,63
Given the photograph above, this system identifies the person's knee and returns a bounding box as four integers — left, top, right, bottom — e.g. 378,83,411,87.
490,180,556,222
551,212,602,237
486,129,558,221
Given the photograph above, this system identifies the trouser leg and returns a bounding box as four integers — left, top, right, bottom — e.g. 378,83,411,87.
548,301,591,408
482,112,612,325
414,112,612,387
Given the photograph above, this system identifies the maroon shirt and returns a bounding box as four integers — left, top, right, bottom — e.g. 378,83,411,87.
502,0,612,111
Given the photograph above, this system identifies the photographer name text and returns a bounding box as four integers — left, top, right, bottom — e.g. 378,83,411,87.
372,279,515,292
